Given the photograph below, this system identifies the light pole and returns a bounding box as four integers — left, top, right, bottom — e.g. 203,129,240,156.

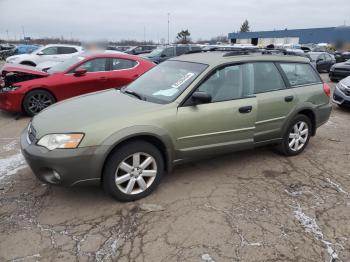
167,13,170,45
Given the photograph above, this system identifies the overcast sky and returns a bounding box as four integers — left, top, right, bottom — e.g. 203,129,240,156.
0,0,348,42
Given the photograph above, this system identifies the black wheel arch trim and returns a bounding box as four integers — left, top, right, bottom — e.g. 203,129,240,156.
100,125,175,175
281,106,317,137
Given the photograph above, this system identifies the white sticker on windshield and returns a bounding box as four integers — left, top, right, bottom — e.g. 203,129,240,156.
153,87,179,97
171,72,195,88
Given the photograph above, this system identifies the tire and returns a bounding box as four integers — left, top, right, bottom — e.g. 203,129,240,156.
23,89,56,116
103,140,164,201
277,115,312,156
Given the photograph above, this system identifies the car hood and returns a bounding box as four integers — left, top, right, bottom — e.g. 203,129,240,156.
6,53,31,61
333,61,350,69
32,89,164,144
1,63,49,77
1,63,49,88
340,76,350,87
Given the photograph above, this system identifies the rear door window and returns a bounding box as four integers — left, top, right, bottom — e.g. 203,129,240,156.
111,58,137,70
279,63,321,86
163,47,175,57
251,62,285,93
176,46,189,56
58,47,78,54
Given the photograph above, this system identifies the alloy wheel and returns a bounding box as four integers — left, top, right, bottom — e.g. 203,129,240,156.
288,121,309,152
28,93,54,114
115,152,157,195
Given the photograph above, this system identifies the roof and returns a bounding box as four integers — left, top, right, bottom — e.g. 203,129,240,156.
171,51,310,66
44,44,82,48
228,26,350,44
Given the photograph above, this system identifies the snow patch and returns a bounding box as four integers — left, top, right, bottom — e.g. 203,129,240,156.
0,152,27,181
201,254,215,262
326,178,348,195
293,205,341,261
1,140,17,152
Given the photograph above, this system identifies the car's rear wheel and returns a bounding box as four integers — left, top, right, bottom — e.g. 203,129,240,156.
278,115,311,156
103,140,164,201
23,90,56,116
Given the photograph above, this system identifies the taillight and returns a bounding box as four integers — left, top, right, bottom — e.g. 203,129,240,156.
323,83,331,97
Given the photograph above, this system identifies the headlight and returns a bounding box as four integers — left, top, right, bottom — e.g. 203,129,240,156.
330,66,335,72
37,133,84,150
6,57,18,63
2,85,21,92
338,82,348,92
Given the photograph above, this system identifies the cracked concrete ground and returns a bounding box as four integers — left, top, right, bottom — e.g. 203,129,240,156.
0,70,349,262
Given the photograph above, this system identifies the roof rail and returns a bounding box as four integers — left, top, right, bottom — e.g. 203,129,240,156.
184,46,310,59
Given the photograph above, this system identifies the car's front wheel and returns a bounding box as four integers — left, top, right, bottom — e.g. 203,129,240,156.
103,140,164,201
23,89,56,116
278,115,311,156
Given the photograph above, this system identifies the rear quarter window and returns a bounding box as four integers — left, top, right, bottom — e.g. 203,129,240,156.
279,63,321,86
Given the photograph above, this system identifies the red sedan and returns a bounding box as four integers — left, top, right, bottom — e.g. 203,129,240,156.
0,52,155,116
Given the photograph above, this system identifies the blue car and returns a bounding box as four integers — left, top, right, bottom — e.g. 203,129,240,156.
14,44,40,55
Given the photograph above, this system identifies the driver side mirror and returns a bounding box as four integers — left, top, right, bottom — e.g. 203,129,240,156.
191,91,212,105
37,51,44,56
160,54,166,58
74,68,87,76
317,58,324,63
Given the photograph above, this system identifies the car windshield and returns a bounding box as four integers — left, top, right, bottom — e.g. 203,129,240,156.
47,56,85,73
308,53,321,61
148,48,164,57
124,60,208,104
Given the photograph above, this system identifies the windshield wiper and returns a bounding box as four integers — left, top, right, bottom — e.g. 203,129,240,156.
121,89,143,100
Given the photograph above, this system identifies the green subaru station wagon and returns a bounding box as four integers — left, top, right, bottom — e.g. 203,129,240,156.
21,50,332,201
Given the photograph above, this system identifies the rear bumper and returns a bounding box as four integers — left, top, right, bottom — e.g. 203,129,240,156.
333,86,350,107
315,102,332,128
329,71,350,81
20,130,109,186
0,91,23,112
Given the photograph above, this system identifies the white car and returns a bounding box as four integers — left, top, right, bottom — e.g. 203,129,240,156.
6,44,83,66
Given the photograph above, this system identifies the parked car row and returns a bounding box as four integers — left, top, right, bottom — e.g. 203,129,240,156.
141,45,202,63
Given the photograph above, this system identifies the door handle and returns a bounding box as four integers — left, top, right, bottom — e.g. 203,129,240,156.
285,95,294,102
99,77,107,81
239,106,252,113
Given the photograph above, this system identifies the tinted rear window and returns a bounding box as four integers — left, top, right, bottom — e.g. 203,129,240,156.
279,63,321,86
58,47,78,54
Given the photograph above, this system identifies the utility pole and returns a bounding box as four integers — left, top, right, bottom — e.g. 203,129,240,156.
167,13,170,45
21,25,25,40
143,26,146,43
6,30,9,41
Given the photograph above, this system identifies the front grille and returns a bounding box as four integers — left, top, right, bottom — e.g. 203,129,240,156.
27,124,37,143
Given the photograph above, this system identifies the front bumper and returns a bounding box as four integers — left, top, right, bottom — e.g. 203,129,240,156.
0,90,23,112
20,130,109,186
332,86,350,107
329,70,350,81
